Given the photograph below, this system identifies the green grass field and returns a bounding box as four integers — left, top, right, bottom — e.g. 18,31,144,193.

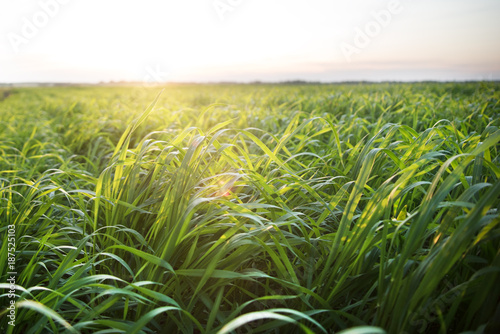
1,82,499,333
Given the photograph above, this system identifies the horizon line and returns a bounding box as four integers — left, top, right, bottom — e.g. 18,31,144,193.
1,79,499,87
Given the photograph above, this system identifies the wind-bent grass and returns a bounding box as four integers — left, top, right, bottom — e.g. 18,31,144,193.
1,82,499,333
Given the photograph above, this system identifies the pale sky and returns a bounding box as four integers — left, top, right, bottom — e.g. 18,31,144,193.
1,0,499,83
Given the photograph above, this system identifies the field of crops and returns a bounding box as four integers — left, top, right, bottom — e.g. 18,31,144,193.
1,83,499,333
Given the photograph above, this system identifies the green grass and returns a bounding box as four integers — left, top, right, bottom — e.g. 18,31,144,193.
0,82,499,333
